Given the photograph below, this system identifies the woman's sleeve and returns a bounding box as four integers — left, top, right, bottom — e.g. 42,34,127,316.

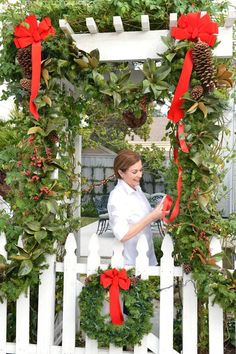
108,199,130,241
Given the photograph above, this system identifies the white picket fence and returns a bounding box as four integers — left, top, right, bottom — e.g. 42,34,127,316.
0,230,234,354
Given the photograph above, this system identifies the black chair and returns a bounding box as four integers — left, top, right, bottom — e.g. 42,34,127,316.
93,194,110,235
147,193,166,237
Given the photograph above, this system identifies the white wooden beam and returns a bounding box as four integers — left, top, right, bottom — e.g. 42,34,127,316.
113,16,124,32
224,11,236,27
59,19,74,36
141,15,150,31
86,17,98,34
169,13,177,29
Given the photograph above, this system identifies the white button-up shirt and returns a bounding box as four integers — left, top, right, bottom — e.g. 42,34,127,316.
107,179,157,266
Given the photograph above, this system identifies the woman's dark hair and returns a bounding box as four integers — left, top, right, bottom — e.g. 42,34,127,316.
113,149,141,179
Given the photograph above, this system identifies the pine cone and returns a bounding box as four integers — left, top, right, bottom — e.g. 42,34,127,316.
123,109,147,128
183,263,192,274
48,131,59,144
20,78,31,91
191,85,204,100
16,46,32,78
192,41,215,92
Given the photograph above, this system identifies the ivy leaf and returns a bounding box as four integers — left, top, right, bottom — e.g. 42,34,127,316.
18,259,33,277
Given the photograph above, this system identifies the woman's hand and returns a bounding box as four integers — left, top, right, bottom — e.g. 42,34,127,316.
150,200,169,221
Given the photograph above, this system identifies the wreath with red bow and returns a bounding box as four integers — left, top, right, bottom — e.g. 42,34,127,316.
79,268,153,347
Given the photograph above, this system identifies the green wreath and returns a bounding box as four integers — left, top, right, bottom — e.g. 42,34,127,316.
79,268,154,348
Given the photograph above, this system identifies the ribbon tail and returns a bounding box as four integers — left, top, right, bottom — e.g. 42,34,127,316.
168,49,193,123
30,42,41,120
109,284,124,325
178,124,189,153
163,149,183,223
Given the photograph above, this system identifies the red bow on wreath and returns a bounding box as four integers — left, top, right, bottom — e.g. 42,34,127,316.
100,268,131,325
163,13,218,223
14,15,55,120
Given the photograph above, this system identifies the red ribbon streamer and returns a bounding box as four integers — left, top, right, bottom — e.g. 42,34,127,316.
14,16,55,120
100,268,131,325
164,13,218,223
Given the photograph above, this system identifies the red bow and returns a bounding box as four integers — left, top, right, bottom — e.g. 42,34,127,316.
14,15,55,120
100,268,131,325
164,13,218,223
168,13,218,124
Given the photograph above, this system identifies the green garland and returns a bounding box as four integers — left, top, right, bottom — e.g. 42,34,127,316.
79,269,153,347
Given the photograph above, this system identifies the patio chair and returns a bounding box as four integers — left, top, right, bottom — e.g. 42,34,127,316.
93,194,110,235
148,192,166,237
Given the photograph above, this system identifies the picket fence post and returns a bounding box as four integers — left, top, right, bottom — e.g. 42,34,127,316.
159,233,174,354
37,247,56,354
15,236,30,354
134,234,149,354
85,233,100,354
62,233,77,354
0,232,7,354
208,236,223,354
182,272,198,354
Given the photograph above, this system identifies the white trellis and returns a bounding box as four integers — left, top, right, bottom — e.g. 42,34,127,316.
59,12,236,61
0,231,234,354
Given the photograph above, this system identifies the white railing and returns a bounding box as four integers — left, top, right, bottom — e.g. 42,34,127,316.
0,230,234,354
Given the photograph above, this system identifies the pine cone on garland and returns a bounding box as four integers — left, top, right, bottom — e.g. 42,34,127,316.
20,78,31,91
183,263,192,274
192,41,215,93
16,46,32,78
191,85,204,100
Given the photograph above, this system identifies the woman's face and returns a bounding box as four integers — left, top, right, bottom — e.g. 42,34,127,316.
119,160,143,189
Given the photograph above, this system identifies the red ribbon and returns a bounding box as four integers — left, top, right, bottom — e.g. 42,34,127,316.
14,15,55,120
100,268,131,325
164,13,218,223
168,13,218,123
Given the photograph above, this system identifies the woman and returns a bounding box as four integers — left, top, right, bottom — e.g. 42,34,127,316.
108,149,167,266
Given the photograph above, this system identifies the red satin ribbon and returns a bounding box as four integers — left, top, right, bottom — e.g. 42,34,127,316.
164,12,218,222
100,268,131,325
14,16,55,120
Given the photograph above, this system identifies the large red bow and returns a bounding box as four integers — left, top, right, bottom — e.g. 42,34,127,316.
14,15,55,120
164,13,218,223
100,268,131,325
168,12,218,124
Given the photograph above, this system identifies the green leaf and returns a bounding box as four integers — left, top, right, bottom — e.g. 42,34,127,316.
166,53,176,62
190,153,203,166
34,230,47,243
112,91,122,106
89,49,100,61
18,260,33,277
74,58,89,69
109,72,118,84
25,221,41,232
27,127,46,136
45,200,58,214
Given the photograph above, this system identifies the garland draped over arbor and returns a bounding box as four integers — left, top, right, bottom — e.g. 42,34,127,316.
0,0,235,320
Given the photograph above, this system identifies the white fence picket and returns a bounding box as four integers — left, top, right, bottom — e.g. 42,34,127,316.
0,232,7,354
62,233,77,353
15,236,30,354
85,233,100,354
37,251,56,354
159,233,174,354
209,236,224,354
0,230,231,354
16,288,30,354
182,272,198,354
134,235,149,354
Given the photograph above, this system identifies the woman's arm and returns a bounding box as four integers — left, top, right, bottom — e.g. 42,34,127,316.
121,203,166,242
